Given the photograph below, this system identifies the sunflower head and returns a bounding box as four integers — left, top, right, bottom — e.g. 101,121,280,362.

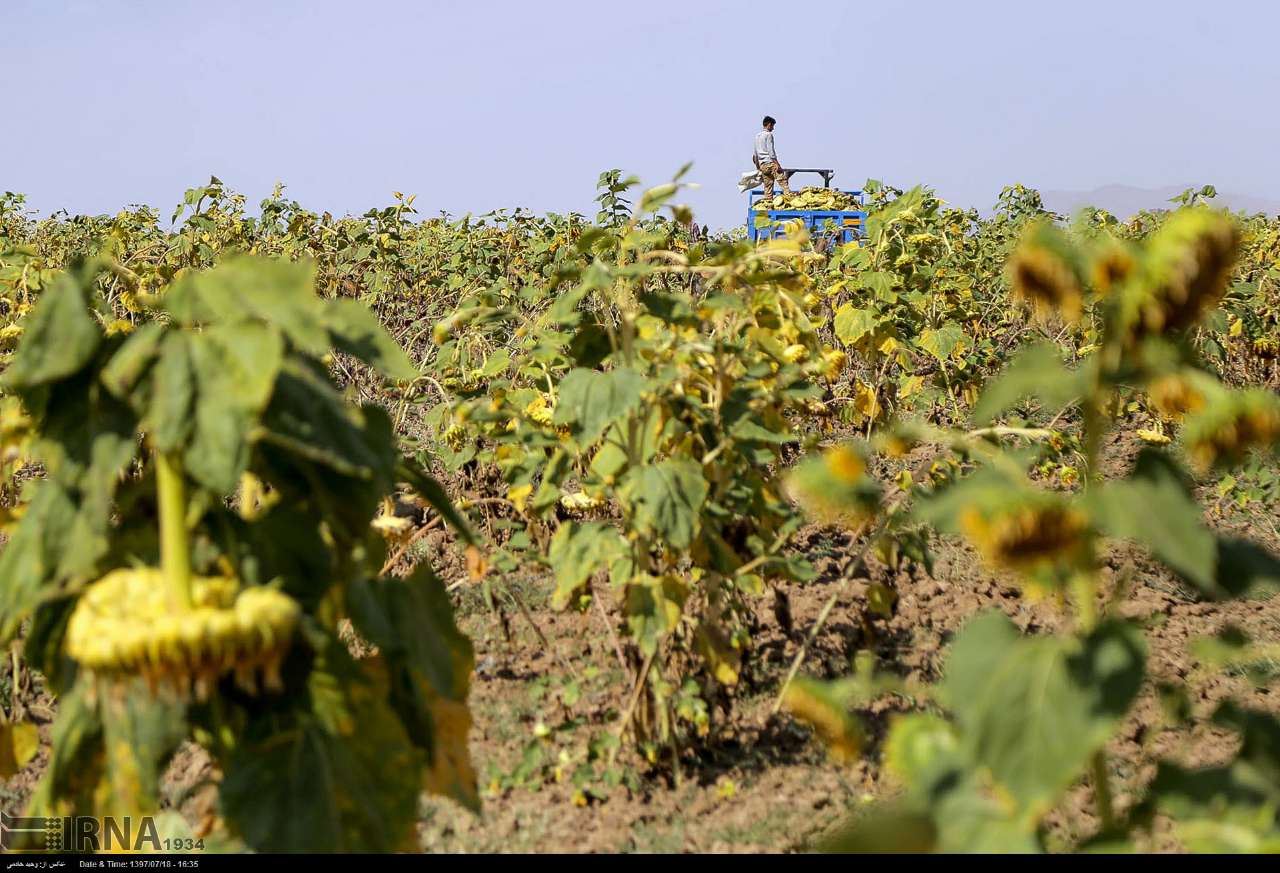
1089,241,1136,297
1007,223,1086,322
1118,210,1240,342
1181,389,1280,473
787,443,882,529
1146,372,1208,421
66,569,300,699
959,500,1091,575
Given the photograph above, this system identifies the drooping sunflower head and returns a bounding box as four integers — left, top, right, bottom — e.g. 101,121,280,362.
1089,240,1137,297
1180,388,1280,473
1118,210,1240,341
959,498,1091,576
66,568,301,699
1007,223,1086,322
787,443,882,529
1145,371,1209,422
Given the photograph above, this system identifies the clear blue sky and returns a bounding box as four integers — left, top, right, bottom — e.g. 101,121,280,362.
3,0,1277,229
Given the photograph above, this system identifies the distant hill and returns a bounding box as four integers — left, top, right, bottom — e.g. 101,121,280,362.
1038,184,1280,219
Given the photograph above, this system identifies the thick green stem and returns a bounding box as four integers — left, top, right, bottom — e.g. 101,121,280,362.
1091,750,1116,832
156,450,193,610
1070,572,1098,632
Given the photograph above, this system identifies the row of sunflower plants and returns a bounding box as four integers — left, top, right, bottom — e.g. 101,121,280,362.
783,205,1280,852
416,171,866,761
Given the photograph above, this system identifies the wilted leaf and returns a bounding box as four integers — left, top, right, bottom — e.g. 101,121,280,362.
916,321,967,365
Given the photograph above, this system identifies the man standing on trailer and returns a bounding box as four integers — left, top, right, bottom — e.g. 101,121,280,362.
753,116,790,202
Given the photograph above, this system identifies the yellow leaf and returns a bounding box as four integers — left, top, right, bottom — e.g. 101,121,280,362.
696,624,747,686
854,382,881,421
507,483,533,512
0,721,39,778
1229,317,1243,337
423,695,479,811
783,679,863,763
867,582,898,619
465,545,488,581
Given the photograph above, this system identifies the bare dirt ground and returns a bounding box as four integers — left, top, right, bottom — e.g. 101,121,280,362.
3,434,1278,853
412,544,1277,852
411,435,1280,852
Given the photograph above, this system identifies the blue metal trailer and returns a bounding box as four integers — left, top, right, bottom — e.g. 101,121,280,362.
747,169,867,246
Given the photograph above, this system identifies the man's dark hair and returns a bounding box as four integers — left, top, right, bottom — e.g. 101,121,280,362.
762,115,776,127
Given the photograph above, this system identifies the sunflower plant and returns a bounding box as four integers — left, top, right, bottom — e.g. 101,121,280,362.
0,258,477,851
790,206,1280,852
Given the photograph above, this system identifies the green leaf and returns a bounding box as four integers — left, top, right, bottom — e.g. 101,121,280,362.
915,321,968,365
1088,449,1216,590
28,678,105,819
859,270,897,298
818,805,940,853
345,567,478,811
35,367,138,492
0,482,79,642
346,565,474,704
222,711,420,853
3,270,100,391
165,257,329,354
942,611,1145,813
221,644,424,852
202,321,284,413
148,332,194,453
638,291,696,326
323,298,417,381
100,321,165,399
882,712,960,792
230,505,332,606
833,304,878,346
1212,538,1280,599
972,343,1086,425
1149,704,1280,852
619,458,708,549
256,360,388,481
625,573,687,656
182,332,256,492
99,682,187,815
552,367,646,444
567,323,612,368
547,521,627,609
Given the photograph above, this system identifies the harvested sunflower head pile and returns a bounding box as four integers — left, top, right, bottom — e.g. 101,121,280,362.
754,186,860,212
